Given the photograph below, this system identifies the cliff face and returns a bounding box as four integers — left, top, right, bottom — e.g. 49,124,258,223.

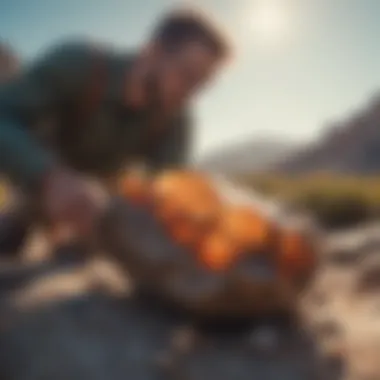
275,96,380,174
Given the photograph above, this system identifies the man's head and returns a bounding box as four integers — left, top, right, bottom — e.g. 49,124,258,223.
0,43,19,84
134,8,231,113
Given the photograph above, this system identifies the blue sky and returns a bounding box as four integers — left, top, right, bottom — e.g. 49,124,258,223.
1,0,380,157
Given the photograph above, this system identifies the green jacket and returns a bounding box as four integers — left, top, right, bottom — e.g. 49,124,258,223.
0,41,192,190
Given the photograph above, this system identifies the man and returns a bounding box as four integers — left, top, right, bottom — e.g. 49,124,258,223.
0,8,231,254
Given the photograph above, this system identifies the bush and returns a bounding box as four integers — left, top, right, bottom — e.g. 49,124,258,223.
296,192,371,230
235,174,380,230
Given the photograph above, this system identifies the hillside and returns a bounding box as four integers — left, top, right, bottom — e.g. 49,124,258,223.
275,95,380,174
198,137,299,174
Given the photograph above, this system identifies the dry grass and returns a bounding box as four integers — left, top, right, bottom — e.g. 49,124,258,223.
237,173,380,205
235,174,380,229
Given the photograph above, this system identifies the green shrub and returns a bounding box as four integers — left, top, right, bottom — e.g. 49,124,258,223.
296,192,371,229
235,174,380,230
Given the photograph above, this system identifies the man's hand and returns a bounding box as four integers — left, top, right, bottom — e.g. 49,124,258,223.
41,168,105,240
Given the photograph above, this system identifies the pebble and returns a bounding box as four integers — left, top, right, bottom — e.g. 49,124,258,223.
314,319,343,339
170,326,199,355
154,350,176,372
356,258,380,292
247,326,280,352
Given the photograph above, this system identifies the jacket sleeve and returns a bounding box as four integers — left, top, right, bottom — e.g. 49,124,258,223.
145,111,193,173
0,41,94,190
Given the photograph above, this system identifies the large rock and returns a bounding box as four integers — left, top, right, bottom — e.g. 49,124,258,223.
0,253,341,380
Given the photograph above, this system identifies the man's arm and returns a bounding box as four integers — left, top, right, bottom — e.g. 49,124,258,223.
0,120,55,190
145,112,193,173
0,41,95,191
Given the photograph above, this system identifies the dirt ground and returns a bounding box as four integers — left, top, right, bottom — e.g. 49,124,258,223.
302,223,380,380
0,225,379,380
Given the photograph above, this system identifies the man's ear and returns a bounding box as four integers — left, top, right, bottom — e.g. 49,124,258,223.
141,42,161,61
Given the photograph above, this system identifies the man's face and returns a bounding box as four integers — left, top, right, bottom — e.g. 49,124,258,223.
147,41,221,112
0,60,9,83
0,55,18,84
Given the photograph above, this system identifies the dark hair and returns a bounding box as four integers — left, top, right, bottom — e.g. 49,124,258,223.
152,8,231,60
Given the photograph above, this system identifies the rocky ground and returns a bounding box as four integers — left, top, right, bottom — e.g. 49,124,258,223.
0,221,379,380
302,222,380,380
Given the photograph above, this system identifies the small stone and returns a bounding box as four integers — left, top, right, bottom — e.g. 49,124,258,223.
315,319,342,339
346,339,380,380
247,326,279,352
370,301,380,316
154,351,175,371
170,326,198,354
308,289,328,307
356,258,380,293
322,338,346,360
327,248,362,266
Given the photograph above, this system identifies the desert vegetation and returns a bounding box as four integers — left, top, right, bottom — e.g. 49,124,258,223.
236,173,380,229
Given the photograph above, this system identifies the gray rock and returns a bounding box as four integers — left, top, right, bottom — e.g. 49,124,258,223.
0,255,343,380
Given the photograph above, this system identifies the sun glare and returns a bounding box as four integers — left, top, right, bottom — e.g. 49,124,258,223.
248,0,293,47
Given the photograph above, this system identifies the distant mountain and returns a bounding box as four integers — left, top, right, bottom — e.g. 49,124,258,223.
197,137,299,174
199,92,380,176
275,94,380,174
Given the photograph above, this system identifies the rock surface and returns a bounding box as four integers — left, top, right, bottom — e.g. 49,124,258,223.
0,220,379,379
